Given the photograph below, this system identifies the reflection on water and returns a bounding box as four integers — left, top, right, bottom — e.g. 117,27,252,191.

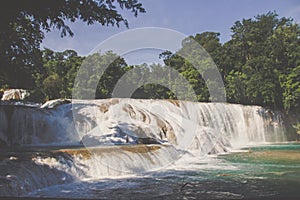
20,143,300,199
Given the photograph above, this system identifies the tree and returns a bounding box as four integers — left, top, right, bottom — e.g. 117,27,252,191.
43,74,63,100
225,71,247,104
193,32,222,65
0,0,145,89
224,12,300,109
73,51,128,99
281,65,300,112
96,52,128,98
160,32,226,102
26,49,84,102
243,57,281,107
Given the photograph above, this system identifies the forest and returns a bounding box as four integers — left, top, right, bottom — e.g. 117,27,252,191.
0,10,299,116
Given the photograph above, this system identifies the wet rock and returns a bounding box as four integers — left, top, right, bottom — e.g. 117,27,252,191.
137,137,161,144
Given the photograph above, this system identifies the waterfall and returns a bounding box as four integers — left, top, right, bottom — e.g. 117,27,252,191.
1,89,29,101
0,99,285,148
0,99,286,176
0,99,287,195
0,155,75,196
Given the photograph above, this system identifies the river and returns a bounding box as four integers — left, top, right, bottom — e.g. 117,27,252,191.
0,99,297,199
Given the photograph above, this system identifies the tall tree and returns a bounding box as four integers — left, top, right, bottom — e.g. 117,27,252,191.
36,49,84,101
281,65,300,112
0,0,145,89
73,51,128,99
225,12,300,109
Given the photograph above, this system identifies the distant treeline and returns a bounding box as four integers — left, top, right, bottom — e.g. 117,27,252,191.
1,12,299,114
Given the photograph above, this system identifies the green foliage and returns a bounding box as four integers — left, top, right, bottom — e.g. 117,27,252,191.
1,8,300,116
73,51,128,99
96,52,128,98
293,123,300,135
158,12,299,112
281,66,300,112
27,49,84,102
225,71,247,103
129,64,185,100
0,0,145,90
222,12,300,110
43,74,63,100
160,53,209,102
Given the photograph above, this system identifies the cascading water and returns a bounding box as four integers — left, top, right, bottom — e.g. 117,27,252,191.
0,99,287,196
0,99,286,148
0,104,79,146
1,89,29,101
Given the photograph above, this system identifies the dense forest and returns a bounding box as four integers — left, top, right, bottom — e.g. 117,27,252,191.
0,0,145,99
3,12,299,111
0,10,299,116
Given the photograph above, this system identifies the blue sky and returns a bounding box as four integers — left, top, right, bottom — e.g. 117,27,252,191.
41,0,300,56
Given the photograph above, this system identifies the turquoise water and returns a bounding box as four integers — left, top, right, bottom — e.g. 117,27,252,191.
21,143,300,199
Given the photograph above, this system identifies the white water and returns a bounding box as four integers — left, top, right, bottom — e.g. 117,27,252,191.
0,99,285,148
1,89,29,101
0,99,286,195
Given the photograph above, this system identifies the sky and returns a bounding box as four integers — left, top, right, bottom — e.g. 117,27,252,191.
41,0,300,57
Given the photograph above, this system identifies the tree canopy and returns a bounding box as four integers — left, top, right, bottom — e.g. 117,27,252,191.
0,0,145,89
1,9,300,115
